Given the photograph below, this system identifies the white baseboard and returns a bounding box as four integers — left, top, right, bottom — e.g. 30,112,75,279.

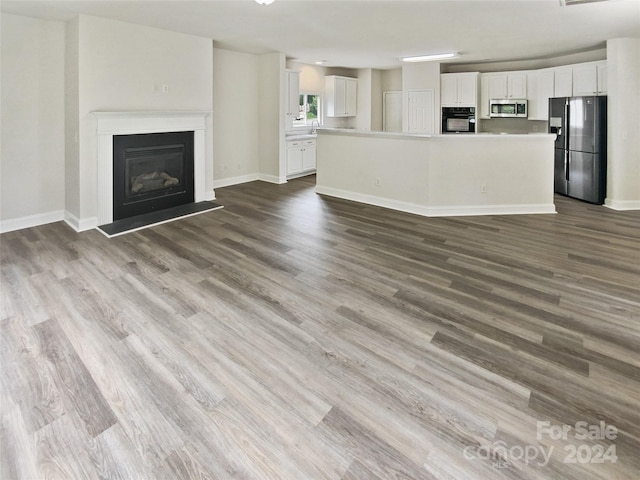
259,173,287,184
315,185,556,217
287,170,316,181
64,211,97,232
202,190,216,201
0,210,65,234
604,198,640,211
213,173,260,189
315,186,432,216
426,204,557,216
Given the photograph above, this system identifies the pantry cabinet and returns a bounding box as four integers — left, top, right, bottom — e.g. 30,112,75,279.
325,76,357,117
441,72,478,107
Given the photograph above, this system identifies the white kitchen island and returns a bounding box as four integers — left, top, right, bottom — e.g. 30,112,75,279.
315,129,557,217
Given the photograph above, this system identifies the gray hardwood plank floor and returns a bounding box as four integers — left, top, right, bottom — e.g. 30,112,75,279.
1,175,639,479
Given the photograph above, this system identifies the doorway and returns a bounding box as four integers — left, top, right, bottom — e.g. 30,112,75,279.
383,91,402,132
407,89,435,134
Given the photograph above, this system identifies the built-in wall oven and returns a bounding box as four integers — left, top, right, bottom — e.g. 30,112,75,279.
442,107,476,134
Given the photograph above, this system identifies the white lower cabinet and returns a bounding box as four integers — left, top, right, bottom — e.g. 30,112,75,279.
287,138,316,176
302,140,316,171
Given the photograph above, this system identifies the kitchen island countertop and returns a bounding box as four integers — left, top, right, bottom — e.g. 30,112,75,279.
317,127,554,140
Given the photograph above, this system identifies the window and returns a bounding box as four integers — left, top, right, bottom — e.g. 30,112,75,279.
293,93,321,127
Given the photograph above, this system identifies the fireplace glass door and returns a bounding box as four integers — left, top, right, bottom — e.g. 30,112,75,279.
125,145,185,202
113,131,194,220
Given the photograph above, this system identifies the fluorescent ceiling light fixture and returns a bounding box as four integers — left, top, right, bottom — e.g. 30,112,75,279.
560,0,610,5
255,0,275,5
402,52,458,62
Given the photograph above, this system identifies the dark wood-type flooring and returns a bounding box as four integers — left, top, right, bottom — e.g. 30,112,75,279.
2,175,639,479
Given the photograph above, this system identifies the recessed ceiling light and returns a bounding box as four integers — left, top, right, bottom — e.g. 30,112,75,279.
255,0,275,5
401,52,459,63
315,60,327,65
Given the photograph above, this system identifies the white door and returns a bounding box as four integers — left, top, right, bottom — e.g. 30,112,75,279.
383,91,402,132
407,90,434,134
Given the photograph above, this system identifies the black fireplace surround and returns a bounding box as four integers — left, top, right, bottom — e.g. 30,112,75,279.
113,131,194,221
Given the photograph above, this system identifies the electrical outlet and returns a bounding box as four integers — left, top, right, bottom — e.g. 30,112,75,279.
162,84,169,94
481,183,488,193
375,178,382,187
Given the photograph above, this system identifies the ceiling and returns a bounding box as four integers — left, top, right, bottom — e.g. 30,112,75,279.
2,0,639,69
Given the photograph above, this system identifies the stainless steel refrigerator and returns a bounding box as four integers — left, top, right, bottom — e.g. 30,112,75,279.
549,96,607,204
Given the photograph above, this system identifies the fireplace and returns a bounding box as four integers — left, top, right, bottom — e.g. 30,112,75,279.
113,131,194,220
93,111,213,230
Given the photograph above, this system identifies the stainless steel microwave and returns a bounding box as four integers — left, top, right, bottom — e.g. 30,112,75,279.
490,99,528,118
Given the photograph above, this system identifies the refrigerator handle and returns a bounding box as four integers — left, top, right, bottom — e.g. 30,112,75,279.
566,152,570,182
564,102,570,151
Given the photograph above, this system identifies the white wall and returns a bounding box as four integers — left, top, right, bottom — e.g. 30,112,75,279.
356,69,373,131
1,14,65,232
65,17,80,222
212,48,260,187
381,68,403,92
292,62,326,93
258,52,286,183
70,15,214,228
606,38,640,210
371,69,383,132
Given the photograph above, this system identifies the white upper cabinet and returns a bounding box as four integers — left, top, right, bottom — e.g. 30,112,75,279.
528,68,555,121
285,71,300,131
479,71,526,118
440,72,478,107
508,74,528,98
486,72,527,99
597,63,607,94
345,78,357,117
326,75,357,117
553,67,573,98
572,63,598,96
487,74,508,100
441,74,459,106
572,61,607,96
478,60,607,122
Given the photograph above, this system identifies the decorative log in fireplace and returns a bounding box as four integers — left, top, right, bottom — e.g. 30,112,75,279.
113,131,194,221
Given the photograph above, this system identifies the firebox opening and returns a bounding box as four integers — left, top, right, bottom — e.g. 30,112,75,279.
113,131,194,221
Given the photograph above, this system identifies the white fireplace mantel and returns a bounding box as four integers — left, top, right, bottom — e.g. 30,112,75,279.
92,111,212,226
